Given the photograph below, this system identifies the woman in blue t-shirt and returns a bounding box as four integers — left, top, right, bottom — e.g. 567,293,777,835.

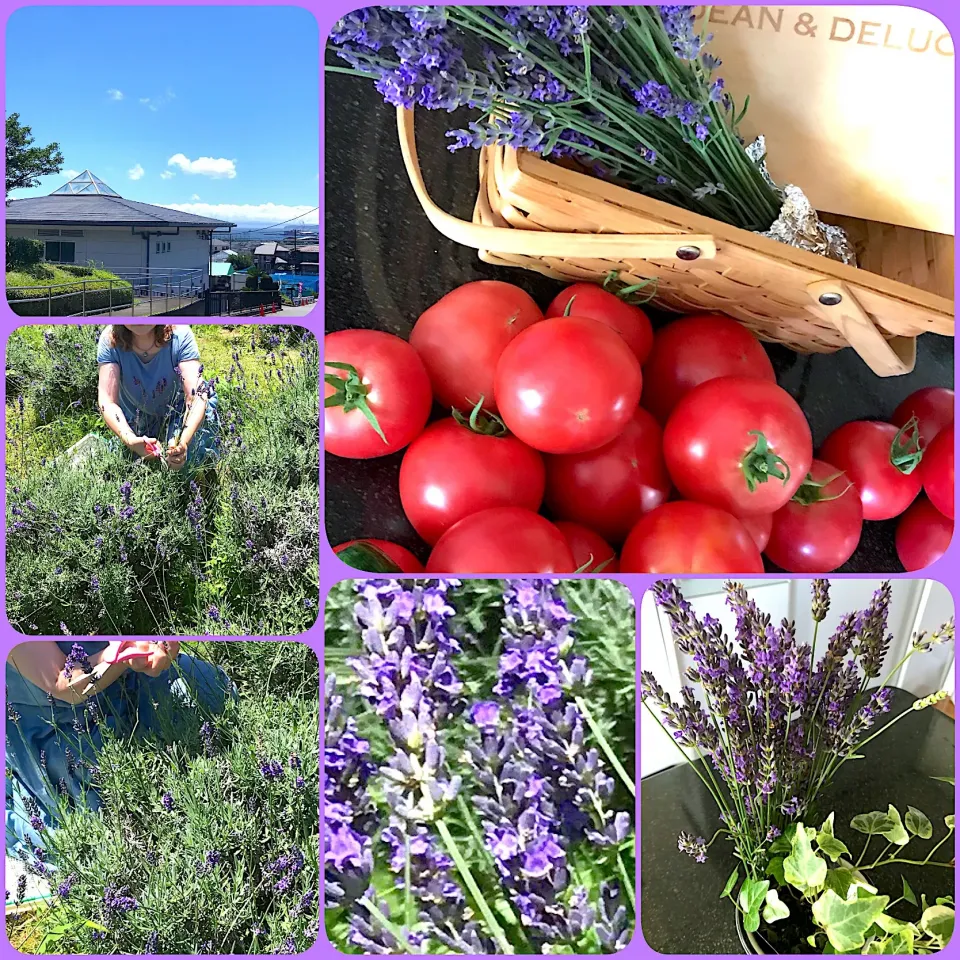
96,324,220,470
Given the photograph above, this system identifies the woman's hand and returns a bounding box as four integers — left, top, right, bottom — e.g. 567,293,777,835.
126,641,181,677
127,436,161,460
166,439,189,471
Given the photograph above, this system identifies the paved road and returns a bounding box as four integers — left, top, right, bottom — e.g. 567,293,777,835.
278,301,318,316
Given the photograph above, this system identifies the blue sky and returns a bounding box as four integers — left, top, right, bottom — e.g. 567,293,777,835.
6,5,319,225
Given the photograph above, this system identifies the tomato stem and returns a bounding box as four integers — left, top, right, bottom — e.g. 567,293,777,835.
889,416,924,475
602,268,658,304
790,471,853,506
452,396,508,437
563,296,576,317
740,430,791,493
325,361,388,444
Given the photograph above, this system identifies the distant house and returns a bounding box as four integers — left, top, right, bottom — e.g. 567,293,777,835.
252,241,290,271
287,243,319,275
5,171,235,288
209,261,234,291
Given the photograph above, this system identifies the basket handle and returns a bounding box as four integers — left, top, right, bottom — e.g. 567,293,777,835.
807,279,916,377
396,107,717,261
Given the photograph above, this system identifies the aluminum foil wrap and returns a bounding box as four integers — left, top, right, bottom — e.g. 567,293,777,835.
746,136,857,267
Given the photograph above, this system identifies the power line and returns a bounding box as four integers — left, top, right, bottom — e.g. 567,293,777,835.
229,207,320,237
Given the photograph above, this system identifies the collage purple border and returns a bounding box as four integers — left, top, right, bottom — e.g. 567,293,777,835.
0,0,955,957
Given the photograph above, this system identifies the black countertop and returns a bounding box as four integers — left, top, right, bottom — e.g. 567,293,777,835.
640,688,955,954
324,66,954,572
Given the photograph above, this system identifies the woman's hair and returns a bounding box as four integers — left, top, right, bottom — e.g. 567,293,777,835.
110,325,174,351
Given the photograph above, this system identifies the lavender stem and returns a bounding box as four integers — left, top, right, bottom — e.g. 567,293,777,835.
357,896,416,954
575,694,635,797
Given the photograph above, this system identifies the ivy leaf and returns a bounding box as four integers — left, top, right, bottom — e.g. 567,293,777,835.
768,834,792,856
905,806,933,839
824,868,857,900
902,876,918,907
850,811,895,836
762,888,790,924
817,813,851,862
721,867,739,899
931,775,955,786
946,814,956,830
881,805,910,846
919,905,955,947
766,856,785,886
783,821,827,894
811,890,890,953
739,878,770,934
874,913,918,937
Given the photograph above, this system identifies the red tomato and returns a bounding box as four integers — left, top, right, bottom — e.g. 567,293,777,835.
409,281,543,412
922,429,954,520
545,284,654,365
544,407,670,544
764,460,863,573
334,539,425,573
663,377,812,516
891,387,954,445
620,501,764,573
819,420,923,521
325,330,432,459
739,513,773,553
641,313,776,425
398,418,545,545
896,496,953,571
426,507,574,573
554,521,619,573
495,316,642,455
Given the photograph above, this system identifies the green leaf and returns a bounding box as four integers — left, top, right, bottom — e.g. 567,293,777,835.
766,856,785,886
721,867,740,899
784,821,828,894
817,813,851,862
919,905,954,946
739,878,770,916
811,890,890,953
881,805,910,846
825,868,857,900
769,834,793,855
905,806,934,839
874,914,918,937
931,776,955,786
762,888,791,924
850,811,896,836
902,876,918,907
946,814,956,830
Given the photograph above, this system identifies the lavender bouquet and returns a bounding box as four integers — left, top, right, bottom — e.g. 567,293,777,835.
327,5,782,231
325,578,635,954
641,579,955,953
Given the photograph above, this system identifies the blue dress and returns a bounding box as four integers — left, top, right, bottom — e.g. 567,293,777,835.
96,325,220,468
5,643,235,859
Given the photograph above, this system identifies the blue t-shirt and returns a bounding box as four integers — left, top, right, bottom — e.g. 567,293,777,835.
97,325,201,435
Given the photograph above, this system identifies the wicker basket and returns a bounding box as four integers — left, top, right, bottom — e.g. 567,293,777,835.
397,108,954,377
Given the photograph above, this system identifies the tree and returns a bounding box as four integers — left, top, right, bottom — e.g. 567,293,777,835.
227,251,254,271
6,114,64,199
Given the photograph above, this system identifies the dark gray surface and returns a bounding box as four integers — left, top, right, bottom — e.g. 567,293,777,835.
324,68,954,569
640,688,955,954
6,194,235,226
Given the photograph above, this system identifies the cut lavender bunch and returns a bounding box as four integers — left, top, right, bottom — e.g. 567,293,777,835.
642,578,954,890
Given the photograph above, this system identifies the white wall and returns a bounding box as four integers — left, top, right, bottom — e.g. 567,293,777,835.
6,225,211,279
640,579,955,778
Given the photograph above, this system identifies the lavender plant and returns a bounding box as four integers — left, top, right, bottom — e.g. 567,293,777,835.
5,325,319,636
641,579,955,952
327,5,782,231
324,578,636,954
6,642,319,955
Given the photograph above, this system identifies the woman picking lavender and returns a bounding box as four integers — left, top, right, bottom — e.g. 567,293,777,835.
96,324,220,471
5,640,235,860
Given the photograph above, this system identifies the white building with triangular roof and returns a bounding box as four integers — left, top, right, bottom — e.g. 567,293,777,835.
6,170,235,286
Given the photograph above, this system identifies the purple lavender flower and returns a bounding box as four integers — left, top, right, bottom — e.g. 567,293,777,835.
199,721,216,756
62,643,92,680
144,931,159,954
259,759,284,780
57,874,75,899
161,792,174,811
16,875,26,903
102,883,139,915
678,831,708,862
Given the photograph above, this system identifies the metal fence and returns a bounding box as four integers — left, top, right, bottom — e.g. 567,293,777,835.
204,289,283,317
6,268,207,318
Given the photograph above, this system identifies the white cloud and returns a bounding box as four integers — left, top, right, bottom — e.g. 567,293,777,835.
167,153,237,179
163,202,319,225
139,88,175,112
159,170,175,180
128,163,145,181
191,194,201,201
139,98,150,104
106,88,124,101
61,169,81,179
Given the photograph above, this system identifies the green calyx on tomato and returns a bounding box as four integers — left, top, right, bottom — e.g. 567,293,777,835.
452,396,508,437
889,416,924,475
741,430,791,493
602,269,657,305
790,471,851,507
324,361,388,444
335,541,404,573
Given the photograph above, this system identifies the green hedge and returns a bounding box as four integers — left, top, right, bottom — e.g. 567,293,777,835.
6,264,133,316
6,236,44,269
